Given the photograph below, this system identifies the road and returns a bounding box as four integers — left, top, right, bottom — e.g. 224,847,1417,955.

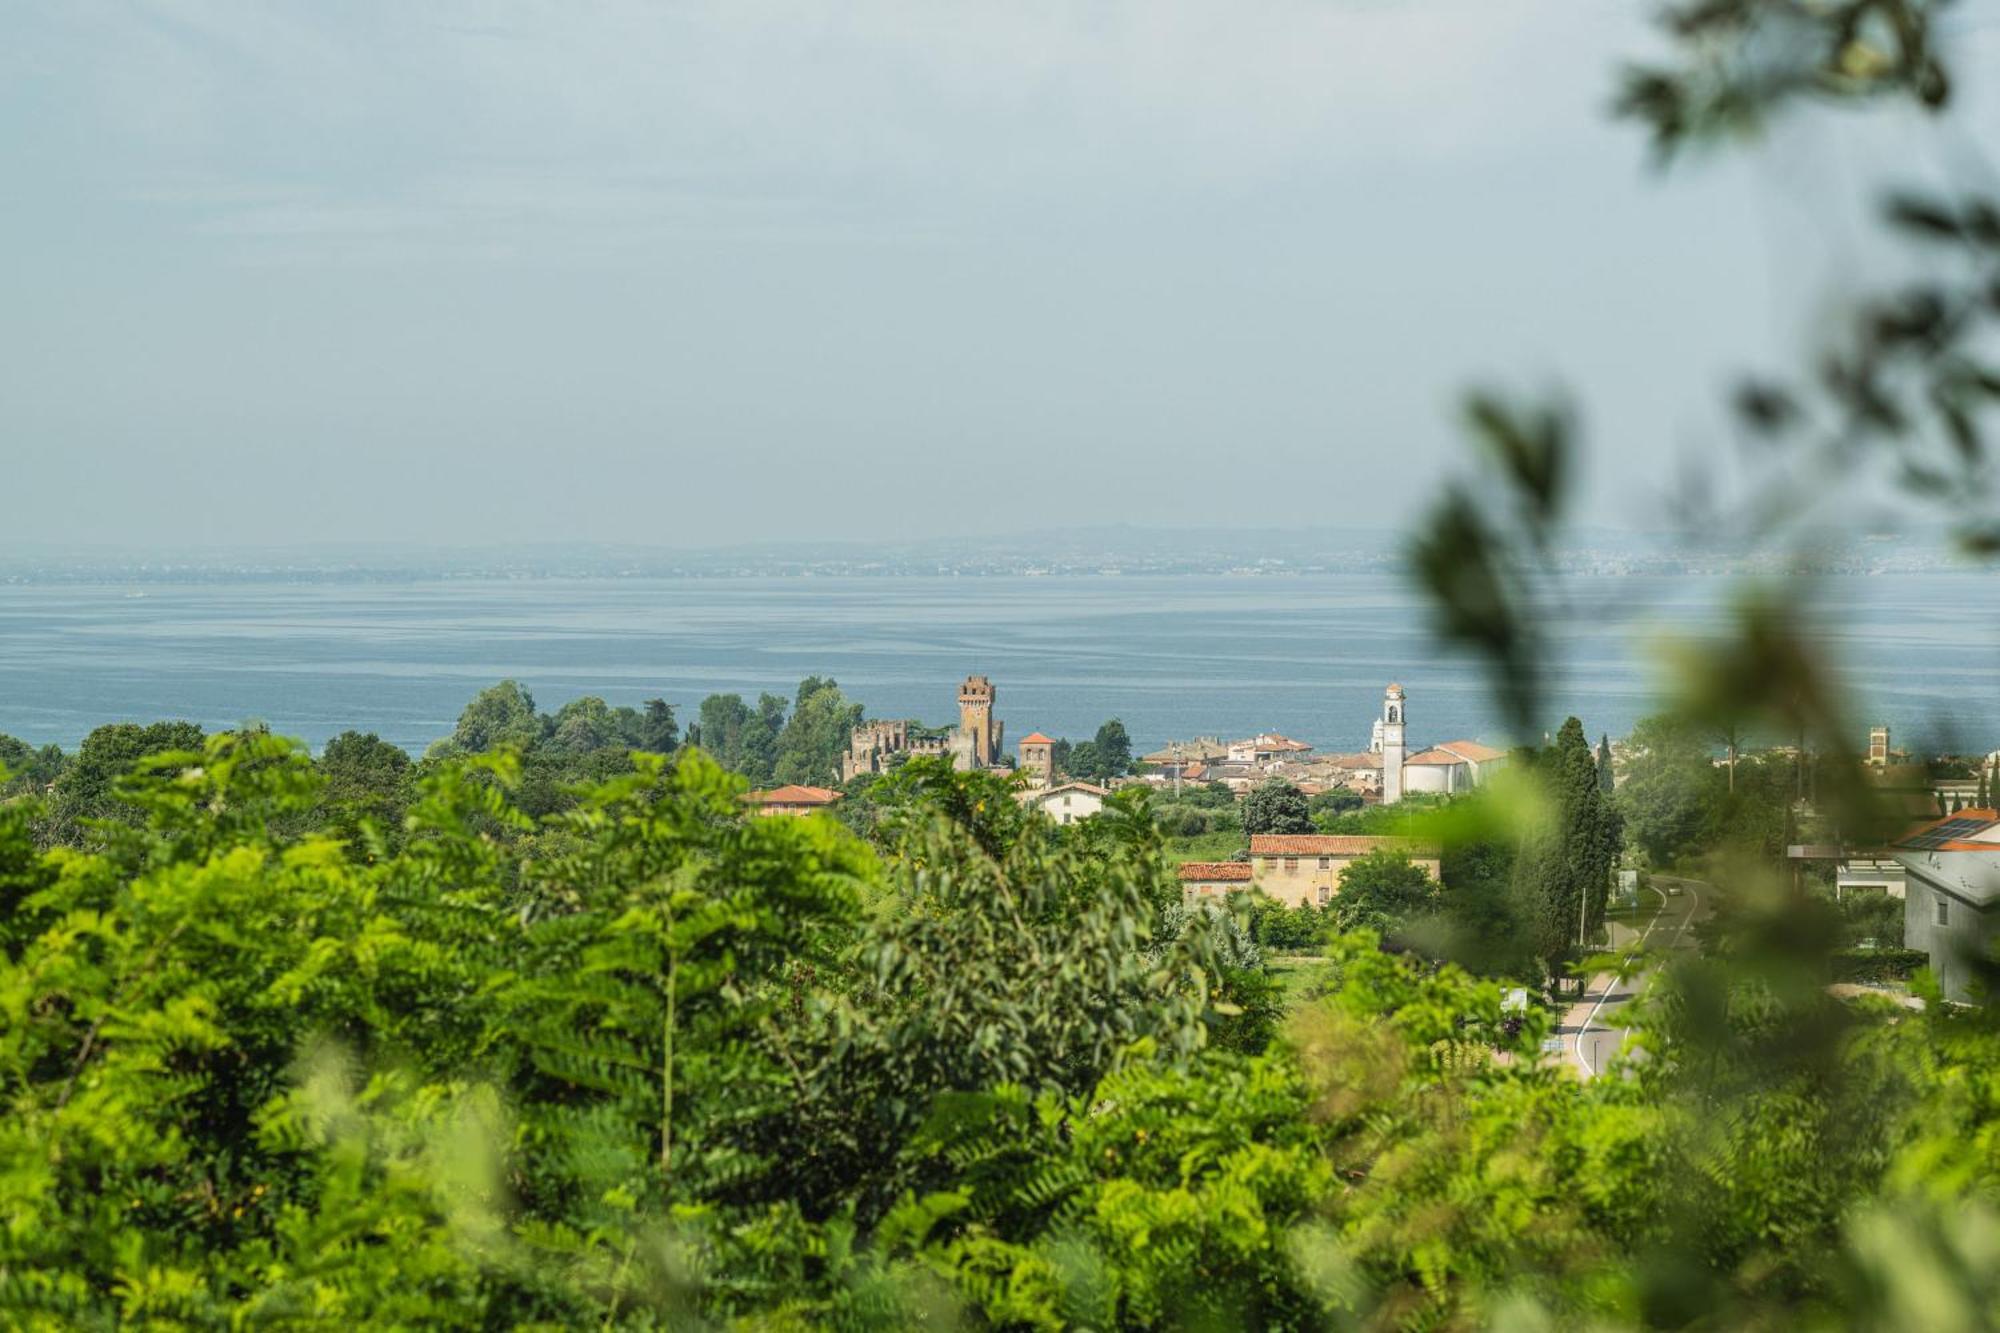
1559,876,1708,1078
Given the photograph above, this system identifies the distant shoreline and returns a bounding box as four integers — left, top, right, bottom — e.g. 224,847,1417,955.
0,562,1982,587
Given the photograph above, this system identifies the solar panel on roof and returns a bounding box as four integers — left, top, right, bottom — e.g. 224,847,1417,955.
1902,817,1991,850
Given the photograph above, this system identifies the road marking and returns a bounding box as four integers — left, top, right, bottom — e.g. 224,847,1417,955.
1575,881,1692,1077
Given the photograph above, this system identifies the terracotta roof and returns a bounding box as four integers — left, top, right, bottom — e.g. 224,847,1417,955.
1019,732,1057,746
1404,748,1466,766
1038,782,1110,798
1325,752,1383,770
748,784,842,806
1250,834,1437,856
1438,740,1507,762
1178,861,1254,882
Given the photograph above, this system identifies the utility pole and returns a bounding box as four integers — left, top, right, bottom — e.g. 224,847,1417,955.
1172,742,1183,799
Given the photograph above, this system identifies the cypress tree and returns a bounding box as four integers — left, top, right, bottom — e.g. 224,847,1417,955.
1517,718,1615,990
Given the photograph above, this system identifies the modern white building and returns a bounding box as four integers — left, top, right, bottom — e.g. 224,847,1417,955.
1892,807,2000,1003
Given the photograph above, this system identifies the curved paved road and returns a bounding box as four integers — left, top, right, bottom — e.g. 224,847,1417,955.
1560,876,1709,1078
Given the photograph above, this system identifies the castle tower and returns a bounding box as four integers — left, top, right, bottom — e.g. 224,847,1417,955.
957,675,1001,769
1381,683,1407,805
1868,724,1890,767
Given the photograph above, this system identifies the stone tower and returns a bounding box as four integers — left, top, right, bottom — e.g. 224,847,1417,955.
1018,732,1055,787
955,675,1002,770
1869,724,1890,767
1381,682,1407,805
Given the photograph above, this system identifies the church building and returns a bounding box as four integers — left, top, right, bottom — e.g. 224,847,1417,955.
1359,683,1506,804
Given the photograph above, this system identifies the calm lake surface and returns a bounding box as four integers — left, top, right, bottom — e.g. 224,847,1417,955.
1,573,1995,756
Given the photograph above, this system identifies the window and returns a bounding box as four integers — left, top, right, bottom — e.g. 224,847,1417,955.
1318,856,1331,870
1283,857,1298,872
1937,895,1950,927
1317,885,1331,907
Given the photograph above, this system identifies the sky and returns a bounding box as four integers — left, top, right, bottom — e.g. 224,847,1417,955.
4,1,1997,550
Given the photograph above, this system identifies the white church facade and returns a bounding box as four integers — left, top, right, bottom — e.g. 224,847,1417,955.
1364,683,1508,803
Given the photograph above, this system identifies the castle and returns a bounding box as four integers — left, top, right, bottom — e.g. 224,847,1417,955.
841,674,1008,780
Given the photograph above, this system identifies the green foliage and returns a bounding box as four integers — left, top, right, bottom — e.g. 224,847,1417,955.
1309,787,1363,818
1332,851,1436,939
41,719,205,844
1243,894,1326,953
430,679,543,757
1617,712,1719,865
694,690,787,785
1509,719,1618,984
0,734,67,798
14,0,2000,1321
315,729,413,844
1243,779,1312,836
773,676,864,787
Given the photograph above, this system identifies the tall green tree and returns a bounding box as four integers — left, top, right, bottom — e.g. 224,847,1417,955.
1332,851,1436,938
1092,718,1134,778
315,730,413,841
546,695,621,756
1243,779,1313,835
431,680,544,758
0,734,66,798
1512,718,1614,983
1616,712,1720,865
624,698,679,754
43,720,205,843
773,678,864,786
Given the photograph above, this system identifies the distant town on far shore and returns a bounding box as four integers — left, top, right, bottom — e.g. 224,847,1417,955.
0,525,1972,584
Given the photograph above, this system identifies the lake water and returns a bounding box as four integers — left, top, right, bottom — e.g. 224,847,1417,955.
0,573,1995,757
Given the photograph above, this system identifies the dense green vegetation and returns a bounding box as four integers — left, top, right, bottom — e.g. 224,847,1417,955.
1048,719,1135,785
9,0,2000,1324
3,712,1997,1329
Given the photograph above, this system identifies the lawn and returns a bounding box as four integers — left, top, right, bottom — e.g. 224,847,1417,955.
1266,952,1339,1006
1166,831,1250,863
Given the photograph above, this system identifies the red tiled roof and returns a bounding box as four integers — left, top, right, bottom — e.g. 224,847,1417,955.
1250,834,1436,856
1178,861,1253,881
1438,740,1507,762
749,784,842,806
1019,732,1057,746
1404,748,1465,766
1324,752,1383,770
1038,782,1110,797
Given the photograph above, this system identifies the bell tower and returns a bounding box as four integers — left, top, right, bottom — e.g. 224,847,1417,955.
1381,682,1407,804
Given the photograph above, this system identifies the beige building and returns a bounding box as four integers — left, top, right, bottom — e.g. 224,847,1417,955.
1248,834,1441,908
1226,733,1315,766
746,784,843,817
1179,861,1254,902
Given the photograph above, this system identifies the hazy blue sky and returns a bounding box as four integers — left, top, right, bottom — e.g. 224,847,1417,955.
5,2,1996,549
